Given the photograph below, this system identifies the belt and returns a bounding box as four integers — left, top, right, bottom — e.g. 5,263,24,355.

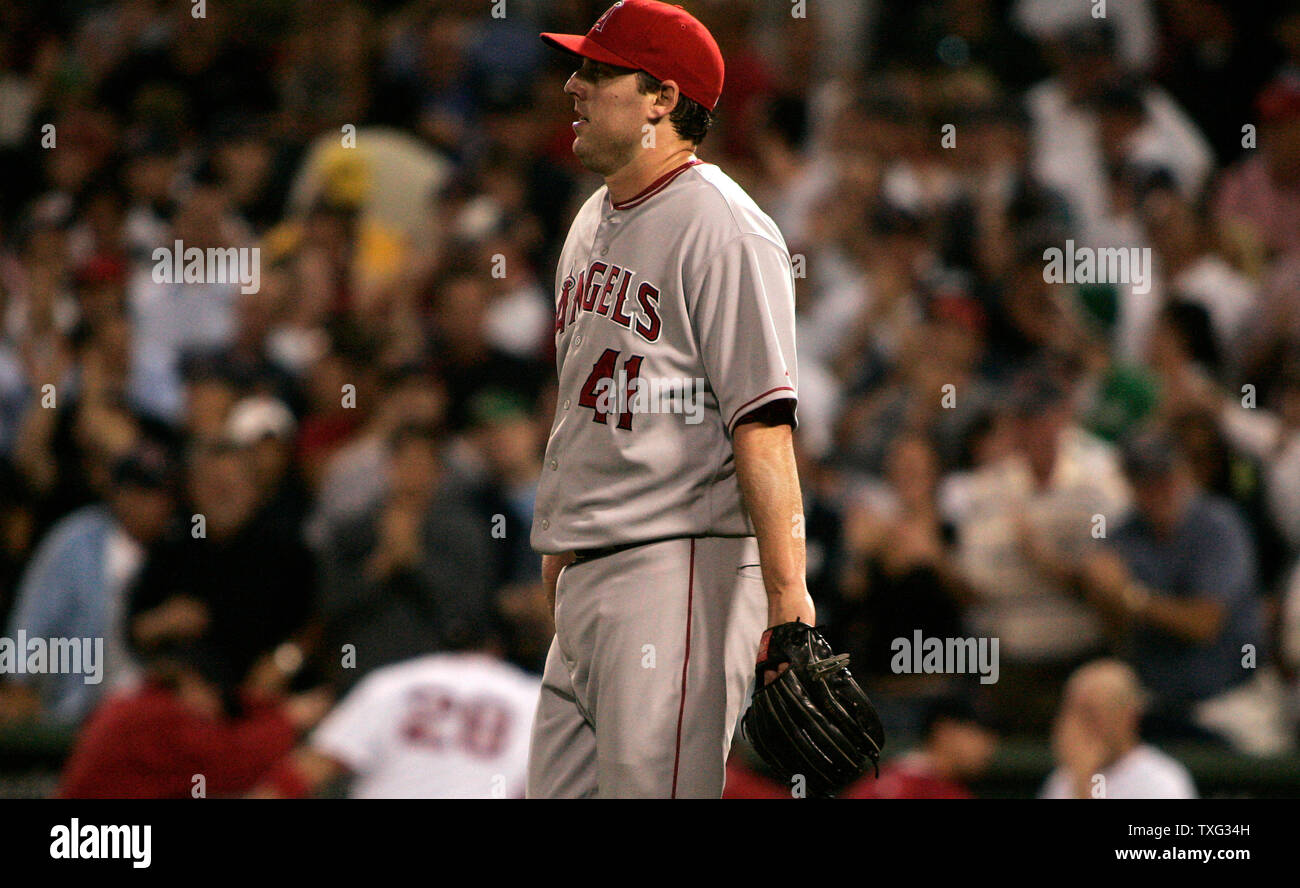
569,535,743,564
570,541,646,563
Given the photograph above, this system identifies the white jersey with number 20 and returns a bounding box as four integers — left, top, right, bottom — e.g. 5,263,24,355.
311,653,540,799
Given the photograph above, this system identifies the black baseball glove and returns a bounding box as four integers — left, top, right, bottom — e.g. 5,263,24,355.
741,621,885,797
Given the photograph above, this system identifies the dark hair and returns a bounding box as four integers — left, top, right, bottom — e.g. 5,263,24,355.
636,72,714,145
440,618,492,653
921,696,986,740
764,94,808,150
1159,299,1220,373
1120,424,1184,481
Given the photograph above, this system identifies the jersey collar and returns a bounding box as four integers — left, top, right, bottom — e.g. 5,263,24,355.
608,157,702,211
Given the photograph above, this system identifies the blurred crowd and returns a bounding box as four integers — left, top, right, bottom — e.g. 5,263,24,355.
1,0,1299,797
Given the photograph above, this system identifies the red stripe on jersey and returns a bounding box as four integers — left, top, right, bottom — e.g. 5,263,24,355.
670,539,696,798
728,386,796,432
611,159,703,210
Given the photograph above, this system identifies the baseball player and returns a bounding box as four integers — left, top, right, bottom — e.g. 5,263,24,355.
257,647,540,798
528,0,814,798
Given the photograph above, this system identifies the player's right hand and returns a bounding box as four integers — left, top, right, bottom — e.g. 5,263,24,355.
762,590,816,685
542,551,576,614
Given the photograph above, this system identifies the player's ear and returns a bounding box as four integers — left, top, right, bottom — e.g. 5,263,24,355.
649,79,681,122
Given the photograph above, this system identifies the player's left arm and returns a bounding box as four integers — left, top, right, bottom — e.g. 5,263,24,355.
689,230,809,658
732,402,816,632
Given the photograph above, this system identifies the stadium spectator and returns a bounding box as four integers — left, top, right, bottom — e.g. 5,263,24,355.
127,439,315,697
831,432,971,740
314,421,494,687
223,393,310,543
0,462,35,629
126,181,251,424
250,628,538,799
1213,77,1300,263
1040,658,1196,798
426,263,546,433
1134,177,1259,372
57,644,330,799
943,370,1129,732
0,442,176,725
463,388,545,587
1166,409,1288,595
305,360,447,550
292,325,377,490
1025,22,1212,245
1077,428,1271,749
11,310,149,539
842,696,998,799
833,280,996,473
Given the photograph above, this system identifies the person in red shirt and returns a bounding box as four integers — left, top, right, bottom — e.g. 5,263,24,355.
58,647,330,799
842,697,998,799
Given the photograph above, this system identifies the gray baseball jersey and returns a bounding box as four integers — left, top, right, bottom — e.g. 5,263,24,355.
530,157,799,553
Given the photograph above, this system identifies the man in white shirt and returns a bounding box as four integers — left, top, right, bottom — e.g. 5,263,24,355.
1024,25,1213,248
942,373,1130,731
256,641,540,799
1040,659,1197,799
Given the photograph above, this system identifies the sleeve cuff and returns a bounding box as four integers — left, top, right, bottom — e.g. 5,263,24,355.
727,386,797,435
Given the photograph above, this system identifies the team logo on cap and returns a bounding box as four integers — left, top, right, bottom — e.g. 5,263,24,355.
593,1,626,32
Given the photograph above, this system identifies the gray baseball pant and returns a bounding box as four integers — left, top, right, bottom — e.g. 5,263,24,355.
526,536,767,798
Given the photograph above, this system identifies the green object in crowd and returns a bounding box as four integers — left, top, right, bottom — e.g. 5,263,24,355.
1075,283,1120,335
1085,363,1160,442
469,388,531,426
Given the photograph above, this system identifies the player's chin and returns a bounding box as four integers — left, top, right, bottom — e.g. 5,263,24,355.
571,137,606,173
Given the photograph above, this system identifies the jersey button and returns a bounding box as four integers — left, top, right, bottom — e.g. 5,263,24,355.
573,335,582,345
541,519,550,530
563,399,571,410
549,459,558,470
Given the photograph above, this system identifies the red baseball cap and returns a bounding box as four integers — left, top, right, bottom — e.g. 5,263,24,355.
541,0,725,111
